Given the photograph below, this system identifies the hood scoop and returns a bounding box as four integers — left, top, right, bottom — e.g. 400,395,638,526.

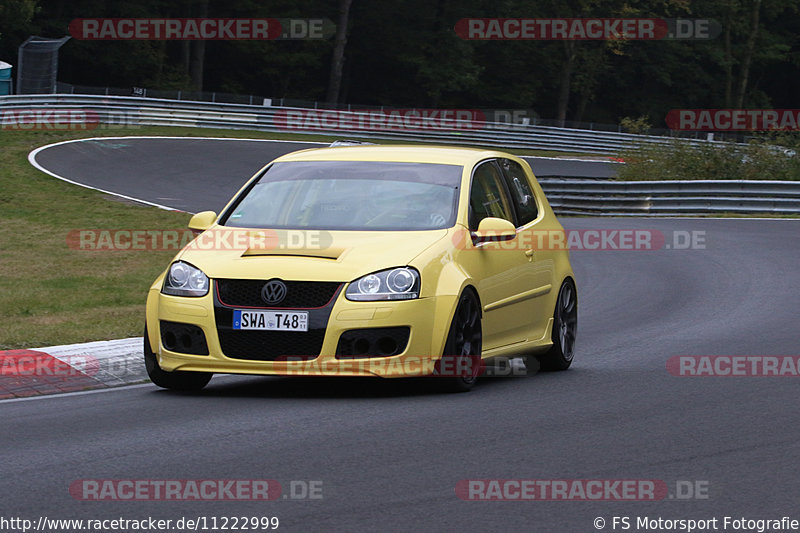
241,246,345,260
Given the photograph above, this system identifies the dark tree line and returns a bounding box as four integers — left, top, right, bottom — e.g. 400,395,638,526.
1,0,798,128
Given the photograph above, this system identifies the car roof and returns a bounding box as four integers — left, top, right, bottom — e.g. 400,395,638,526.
273,145,517,166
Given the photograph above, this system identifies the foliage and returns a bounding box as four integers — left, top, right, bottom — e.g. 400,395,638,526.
617,134,800,180
620,115,652,134
0,0,798,127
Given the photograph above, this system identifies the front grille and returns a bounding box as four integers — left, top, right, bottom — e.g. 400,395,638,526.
213,283,338,361
216,279,341,309
336,327,411,359
217,329,325,361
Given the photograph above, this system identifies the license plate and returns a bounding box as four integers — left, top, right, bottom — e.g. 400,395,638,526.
233,310,309,332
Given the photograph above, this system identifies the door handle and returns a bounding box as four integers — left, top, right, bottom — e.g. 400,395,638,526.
525,249,535,260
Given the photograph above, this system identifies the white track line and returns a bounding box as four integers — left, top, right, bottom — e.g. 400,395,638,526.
0,383,154,404
28,136,329,212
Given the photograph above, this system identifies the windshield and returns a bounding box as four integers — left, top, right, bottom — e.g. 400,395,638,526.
222,161,462,231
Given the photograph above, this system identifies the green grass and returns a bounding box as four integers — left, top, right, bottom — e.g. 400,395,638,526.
0,126,583,350
0,128,191,349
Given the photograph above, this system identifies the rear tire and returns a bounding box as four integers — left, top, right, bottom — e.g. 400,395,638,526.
537,279,577,371
437,290,482,392
144,326,212,391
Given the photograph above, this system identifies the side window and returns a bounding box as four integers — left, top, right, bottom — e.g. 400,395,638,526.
469,161,514,230
499,158,539,226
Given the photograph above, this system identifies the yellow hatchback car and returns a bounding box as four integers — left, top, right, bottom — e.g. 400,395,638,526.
144,144,577,392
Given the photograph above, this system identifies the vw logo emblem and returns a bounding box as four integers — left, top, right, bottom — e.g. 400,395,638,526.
261,279,287,305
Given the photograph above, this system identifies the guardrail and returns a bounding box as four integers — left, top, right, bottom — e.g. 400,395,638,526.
539,179,800,216
0,93,727,155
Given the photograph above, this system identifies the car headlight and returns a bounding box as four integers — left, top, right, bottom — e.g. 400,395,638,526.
346,267,420,301
161,261,209,297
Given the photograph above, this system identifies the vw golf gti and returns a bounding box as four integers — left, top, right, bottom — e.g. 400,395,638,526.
144,144,577,392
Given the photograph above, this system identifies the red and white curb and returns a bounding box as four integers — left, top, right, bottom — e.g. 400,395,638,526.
0,338,146,399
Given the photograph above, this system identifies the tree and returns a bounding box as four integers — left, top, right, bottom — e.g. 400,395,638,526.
326,0,353,104
0,0,38,61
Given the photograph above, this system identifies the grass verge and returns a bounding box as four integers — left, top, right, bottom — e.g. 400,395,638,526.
0,128,195,349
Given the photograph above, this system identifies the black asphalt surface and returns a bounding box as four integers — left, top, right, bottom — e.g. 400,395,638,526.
33,137,617,212
5,138,799,532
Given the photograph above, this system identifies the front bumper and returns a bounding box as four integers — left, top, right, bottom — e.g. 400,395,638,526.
146,282,455,378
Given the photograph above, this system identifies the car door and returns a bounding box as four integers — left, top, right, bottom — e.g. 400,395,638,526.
498,158,555,342
461,159,537,350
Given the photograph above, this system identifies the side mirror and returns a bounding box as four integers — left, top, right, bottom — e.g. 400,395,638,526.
188,211,217,235
470,217,516,244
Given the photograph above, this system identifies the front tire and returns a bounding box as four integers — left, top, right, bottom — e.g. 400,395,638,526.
437,290,483,392
537,279,577,371
144,327,212,391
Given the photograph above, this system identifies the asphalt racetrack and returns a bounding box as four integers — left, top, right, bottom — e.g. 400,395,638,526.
4,137,800,532
31,137,618,212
